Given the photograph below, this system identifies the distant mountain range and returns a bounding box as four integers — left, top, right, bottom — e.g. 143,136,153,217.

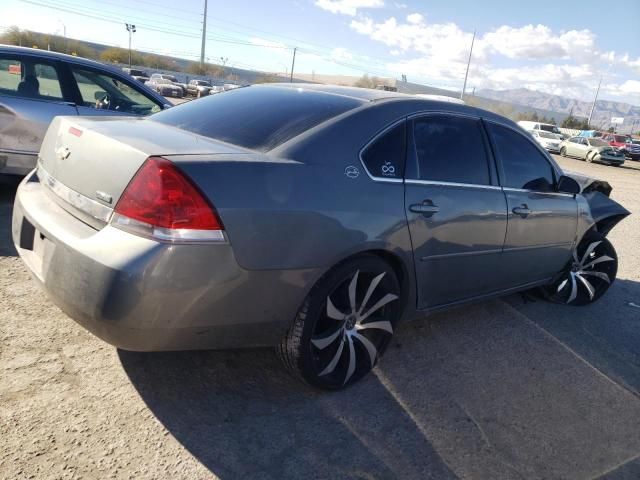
477,88,640,129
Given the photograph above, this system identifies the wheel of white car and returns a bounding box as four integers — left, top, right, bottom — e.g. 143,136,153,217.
278,255,402,390
544,232,617,306
560,147,567,157
586,151,595,163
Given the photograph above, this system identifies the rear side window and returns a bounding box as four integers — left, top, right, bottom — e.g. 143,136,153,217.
361,122,406,179
0,56,64,100
150,86,363,151
488,123,555,192
412,115,490,185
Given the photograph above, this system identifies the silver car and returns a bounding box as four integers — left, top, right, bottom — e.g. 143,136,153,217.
560,137,625,166
12,84,629,389
0,46,169,176
530,130,562,153
145,78,184,98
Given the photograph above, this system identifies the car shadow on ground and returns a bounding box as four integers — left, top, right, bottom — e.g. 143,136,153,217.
119,281,640,480
0,178,18,257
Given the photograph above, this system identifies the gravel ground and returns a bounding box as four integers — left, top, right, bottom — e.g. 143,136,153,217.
1,155,640,480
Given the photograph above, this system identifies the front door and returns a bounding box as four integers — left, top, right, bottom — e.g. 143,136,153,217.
405,114,508,309
485,122,577,286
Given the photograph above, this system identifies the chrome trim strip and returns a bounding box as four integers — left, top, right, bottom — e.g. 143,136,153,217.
501,187,575,197
37,164,113,223
405,179,502,190
502,242,572,253
358,117,406,183
421,248,502,261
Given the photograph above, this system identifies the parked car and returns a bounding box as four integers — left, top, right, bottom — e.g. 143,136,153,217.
578,130,604,138
150,73,187,95
0,46,170,176
560,137,625,166
517,121,563,140
12,84,629,389
186,79,213,97
601,133,640,160
529,130,562,153
121,67,150,83
145,77,184,98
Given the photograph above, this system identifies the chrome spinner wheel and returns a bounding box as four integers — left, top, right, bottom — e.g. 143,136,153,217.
546,233,617,306
279,256,401,389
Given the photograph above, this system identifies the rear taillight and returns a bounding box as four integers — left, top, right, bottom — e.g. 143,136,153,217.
111,157,224,242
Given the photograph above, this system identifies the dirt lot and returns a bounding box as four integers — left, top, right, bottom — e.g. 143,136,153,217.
1,156,640,480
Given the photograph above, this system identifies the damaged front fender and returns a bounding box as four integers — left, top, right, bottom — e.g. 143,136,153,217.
566,171,630,238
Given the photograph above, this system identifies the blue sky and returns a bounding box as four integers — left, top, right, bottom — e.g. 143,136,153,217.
2,0,639,104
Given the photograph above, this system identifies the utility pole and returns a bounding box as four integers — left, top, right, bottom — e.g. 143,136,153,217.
587,75,602,127
200,0,208,72
290,47,297,83
125,23,136,69
460,30,476,100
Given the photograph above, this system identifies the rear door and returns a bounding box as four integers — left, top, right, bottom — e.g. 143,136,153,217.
0,53,78,173
405,113,508,309
485,121,577,286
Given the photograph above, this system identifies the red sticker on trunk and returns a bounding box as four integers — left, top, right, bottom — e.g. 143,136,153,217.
68,127,83,137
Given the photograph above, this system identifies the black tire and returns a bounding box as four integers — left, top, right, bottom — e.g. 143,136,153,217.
278,255,401,390
560,147,567,157
544,232,617,306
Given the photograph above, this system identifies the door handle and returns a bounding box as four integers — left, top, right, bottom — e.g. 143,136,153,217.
512,204,531,218
410,200,439,217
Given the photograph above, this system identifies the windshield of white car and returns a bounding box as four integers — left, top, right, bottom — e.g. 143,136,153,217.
538,131,557,139
539,125,560,134
589,139,609,147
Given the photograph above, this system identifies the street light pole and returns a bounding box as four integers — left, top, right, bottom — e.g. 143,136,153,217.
290,47,297,83
460,30,476,100
587,75,602,128
200,0,208,71
125,23,136,69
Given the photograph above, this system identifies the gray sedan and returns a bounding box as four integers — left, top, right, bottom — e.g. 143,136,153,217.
0,46,169,176
12,84,629,389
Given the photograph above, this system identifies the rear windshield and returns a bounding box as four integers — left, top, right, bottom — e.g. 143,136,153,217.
150,85,364,151
539,124,560,134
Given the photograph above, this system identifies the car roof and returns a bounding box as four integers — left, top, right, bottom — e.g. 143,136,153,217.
273,83,413,101
0,44,124,74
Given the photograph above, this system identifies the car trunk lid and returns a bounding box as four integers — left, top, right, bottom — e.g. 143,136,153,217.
38,116,251,226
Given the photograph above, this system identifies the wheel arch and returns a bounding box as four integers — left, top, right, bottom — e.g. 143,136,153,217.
313,247,415,321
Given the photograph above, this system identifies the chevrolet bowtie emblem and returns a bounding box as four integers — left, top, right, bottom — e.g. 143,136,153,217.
56,146,71,161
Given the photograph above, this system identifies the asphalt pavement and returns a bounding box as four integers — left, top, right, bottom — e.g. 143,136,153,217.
1,155,639,479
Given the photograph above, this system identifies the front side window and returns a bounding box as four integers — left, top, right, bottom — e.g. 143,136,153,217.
488,123,555,192
70,67,161,115
361,122,405,179
0,55,64,100
412,115,490,185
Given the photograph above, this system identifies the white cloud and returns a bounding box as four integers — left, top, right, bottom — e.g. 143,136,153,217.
406,13,423,24
618,80,640,94
349,13,640,104
481,25,596,61
314,0,384,16
331,47,354,62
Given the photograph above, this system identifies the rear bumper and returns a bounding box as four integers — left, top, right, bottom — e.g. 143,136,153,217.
12,175,316,351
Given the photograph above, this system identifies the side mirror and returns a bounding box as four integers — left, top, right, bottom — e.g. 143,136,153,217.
94,90,107,101
557,175,581,195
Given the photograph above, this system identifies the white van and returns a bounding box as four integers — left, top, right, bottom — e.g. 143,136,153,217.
517,121,563,140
